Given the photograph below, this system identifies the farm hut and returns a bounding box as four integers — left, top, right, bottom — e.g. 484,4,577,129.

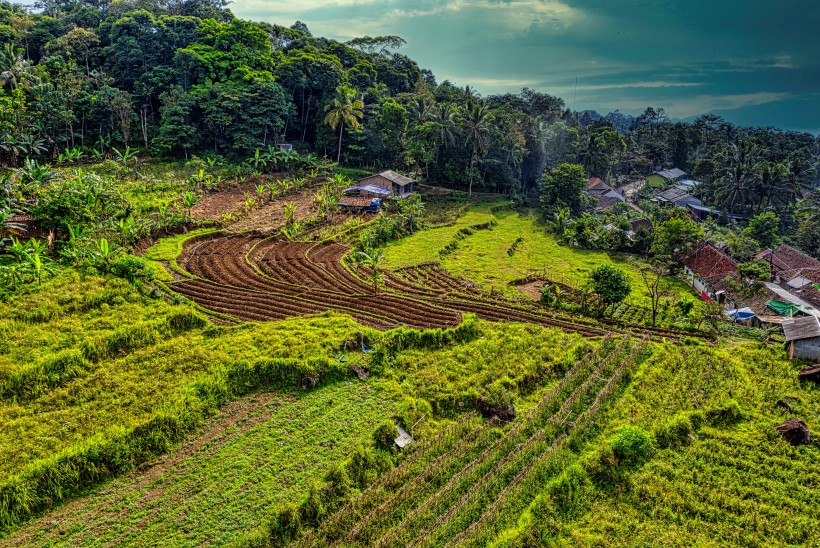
339,197,382,213
342,184,391,198
356,170,416,197
783,315,820,360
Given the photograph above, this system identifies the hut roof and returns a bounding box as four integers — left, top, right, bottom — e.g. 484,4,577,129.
339,197,378,208
359,170,415,187
782,315,820,342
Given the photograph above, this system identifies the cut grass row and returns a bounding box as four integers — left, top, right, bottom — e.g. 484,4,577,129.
5,382,393,547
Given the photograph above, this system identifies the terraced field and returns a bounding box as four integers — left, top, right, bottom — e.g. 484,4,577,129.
294,336,648,547
166,234,703,341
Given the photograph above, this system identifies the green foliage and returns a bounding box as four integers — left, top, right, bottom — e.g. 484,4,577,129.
539,162,590,216
744,211,781,249
653,412,696,449
651,215,704,266
372,421,397,451
589,264,632,316
609,426,654,465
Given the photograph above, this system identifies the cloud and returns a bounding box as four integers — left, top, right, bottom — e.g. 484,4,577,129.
228,0,820,130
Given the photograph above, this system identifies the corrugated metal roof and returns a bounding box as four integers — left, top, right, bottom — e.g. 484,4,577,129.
783,315,820,342
359,170,415,187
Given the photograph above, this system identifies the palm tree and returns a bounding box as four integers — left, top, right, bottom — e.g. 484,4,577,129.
0,43,30,91
461,101,491,195
433,103,458,151
712,141,760,215
408,96,434,126
324,86,364,164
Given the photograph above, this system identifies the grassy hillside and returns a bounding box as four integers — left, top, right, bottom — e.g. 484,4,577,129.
6,383,392,547
382,202,694,304
491,340,820,547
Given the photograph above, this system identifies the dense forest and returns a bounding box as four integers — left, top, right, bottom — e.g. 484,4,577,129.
1,0,819,252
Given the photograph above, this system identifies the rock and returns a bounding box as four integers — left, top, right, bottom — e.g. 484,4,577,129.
776,418,812,446
776,397,799,411
477,397,516,422
798,365,820,384
349,365,370,380
301,375,318,390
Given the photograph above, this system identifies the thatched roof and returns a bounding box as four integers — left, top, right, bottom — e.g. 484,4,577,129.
782,315,820,342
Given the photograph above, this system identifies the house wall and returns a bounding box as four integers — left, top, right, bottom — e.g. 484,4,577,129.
684,266,711,296
792,337,820,361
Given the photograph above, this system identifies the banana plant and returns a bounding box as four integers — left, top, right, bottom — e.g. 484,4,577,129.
183,191,199,222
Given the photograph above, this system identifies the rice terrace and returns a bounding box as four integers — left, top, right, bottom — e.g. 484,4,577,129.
1,1,820,547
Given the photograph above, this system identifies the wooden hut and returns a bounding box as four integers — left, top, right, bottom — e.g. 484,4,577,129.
783,315,820,360
356,170,416,197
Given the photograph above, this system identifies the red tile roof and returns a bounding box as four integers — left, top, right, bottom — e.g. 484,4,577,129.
683,242,738,279
768,244,820,277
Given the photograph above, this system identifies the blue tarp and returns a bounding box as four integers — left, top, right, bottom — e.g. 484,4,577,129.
343,184,390,196
726,307,756,321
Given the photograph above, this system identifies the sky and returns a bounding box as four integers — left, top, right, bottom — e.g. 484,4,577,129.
230,0,820,133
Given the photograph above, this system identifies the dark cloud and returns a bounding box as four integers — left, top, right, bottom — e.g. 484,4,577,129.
236,0,820,131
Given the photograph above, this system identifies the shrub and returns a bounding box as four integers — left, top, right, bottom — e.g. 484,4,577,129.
165,309,208,332
110,255,154,283
372,420,397,451
547,463,591,516
705,399,744,426
610,426,654,466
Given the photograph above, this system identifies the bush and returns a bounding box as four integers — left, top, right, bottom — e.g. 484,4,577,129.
705,399,744,426
372,420,397,451
110,255,154,283
546,463,591,516
610,426,654,466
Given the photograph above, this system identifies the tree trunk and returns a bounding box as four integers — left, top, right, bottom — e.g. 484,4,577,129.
337,123,344,164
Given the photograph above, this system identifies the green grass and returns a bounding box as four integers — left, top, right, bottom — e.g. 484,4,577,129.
8,382,393,547
489,340,820,547
0,273,380,529
382,205,694,305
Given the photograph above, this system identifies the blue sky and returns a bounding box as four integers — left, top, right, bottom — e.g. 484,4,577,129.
231,0,820,133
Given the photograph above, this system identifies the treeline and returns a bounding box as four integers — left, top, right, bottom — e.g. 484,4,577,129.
0,0,818,200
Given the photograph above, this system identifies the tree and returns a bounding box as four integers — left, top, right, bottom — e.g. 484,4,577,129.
356,248,384,294
324,85,364,163
651,215,703,269
744,211,780,249
461,100,491,195
589,264,632,318
639,264,670,326
539,163,589,216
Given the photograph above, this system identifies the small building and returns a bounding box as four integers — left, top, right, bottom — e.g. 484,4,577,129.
759,244,820,310
783,315,820,360
338,197,382,213
587,177,626,213
646,168,687,187
683,242,738,299
357,170,416,197
653,184,703,208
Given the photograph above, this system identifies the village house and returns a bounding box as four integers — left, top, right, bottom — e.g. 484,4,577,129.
646,168,687,187
783,315,820,360
758,244,820,307
355,170,416,197
682,242,738,299
587,177,626,213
